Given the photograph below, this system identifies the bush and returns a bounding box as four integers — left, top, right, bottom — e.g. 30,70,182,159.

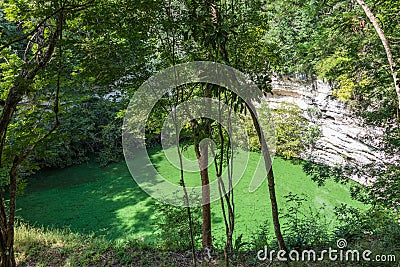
281,193,333,250
246,102,321,158
34,97,124,168
251,192,333,252
272,103,310,159
154,201,202,251
334,204,400,266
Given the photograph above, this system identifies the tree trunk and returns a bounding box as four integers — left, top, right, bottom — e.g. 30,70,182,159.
248,107,288,252
191,117,212,248
0,88,23,163
0,245,16,267
0,164,18,267
0,11,63,266
198,84,213,249
356,0,400,109
0,87,23,267
200,144,212,248
206,0,287,253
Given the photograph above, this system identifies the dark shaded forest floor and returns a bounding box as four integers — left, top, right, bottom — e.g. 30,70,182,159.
16,223,398,267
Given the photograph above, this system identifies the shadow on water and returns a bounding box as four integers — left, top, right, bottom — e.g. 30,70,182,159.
16,149,170,242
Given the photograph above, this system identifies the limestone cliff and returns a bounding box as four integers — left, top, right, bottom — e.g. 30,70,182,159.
266,76,396,184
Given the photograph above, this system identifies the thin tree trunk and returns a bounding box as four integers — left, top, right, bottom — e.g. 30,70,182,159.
213,92,235,266
200,146,212,248
192,118,212,249
206,0,287,253
0,10,64,266
356,0,400,108
198,83,213,249
173,92,197,265
248,107,288,252
1,162,18,267
176,121,197,265
166,3,197,262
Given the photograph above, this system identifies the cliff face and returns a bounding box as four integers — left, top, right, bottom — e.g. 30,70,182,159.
266,76,395,184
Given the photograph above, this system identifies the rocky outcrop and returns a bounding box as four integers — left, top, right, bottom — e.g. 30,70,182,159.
266,76,395,184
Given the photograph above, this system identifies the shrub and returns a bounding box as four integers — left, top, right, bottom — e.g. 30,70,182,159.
281,192,333,250
246,102,320,158
272,103,310,159
334,204,400,266
154,201,202,251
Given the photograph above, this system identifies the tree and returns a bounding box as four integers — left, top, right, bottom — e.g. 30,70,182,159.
147,0,289,255
0,3,67,264
0,0,158,265
205,0,288,252
355,0,400,109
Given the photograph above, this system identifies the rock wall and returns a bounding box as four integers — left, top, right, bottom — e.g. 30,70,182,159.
266,76,394,184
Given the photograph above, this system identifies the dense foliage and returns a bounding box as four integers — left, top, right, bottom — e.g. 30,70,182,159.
0,0,399,266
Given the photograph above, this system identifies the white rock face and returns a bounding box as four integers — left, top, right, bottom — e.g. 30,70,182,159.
266,76,395,184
